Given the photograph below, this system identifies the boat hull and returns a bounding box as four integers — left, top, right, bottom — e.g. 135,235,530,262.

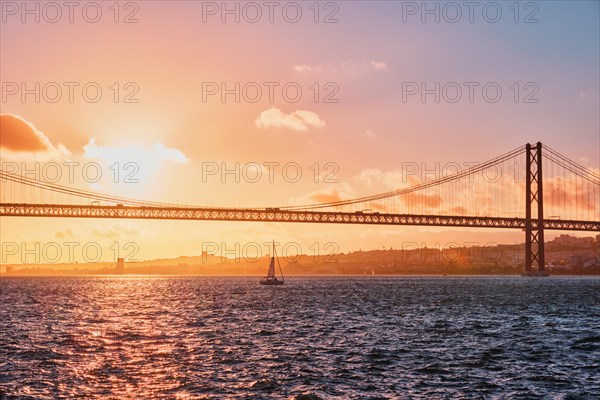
259,278,284,286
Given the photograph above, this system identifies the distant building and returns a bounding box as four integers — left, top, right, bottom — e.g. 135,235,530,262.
580,237,595,245
569,255,583,268
547,263,572,271
551,234,594,247
553,234,579,245
597,235,600,264
115,258,125,274
583,257,598,268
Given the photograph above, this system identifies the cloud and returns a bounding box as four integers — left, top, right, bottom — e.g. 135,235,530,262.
92,228,120,239
449,206,468,215
82,139,188,186
578,89,598,100
355,168,415,189
544,176,599,212
55,228,75,239
356,168,384,187
0,113,70,159
310,187,348,203
92,224,140,239
401,193,443,209
293,65,321,73
362,130,376,138
290,183,356,206
370,61,388,70
293,60,389,74
255,108,326,132
83,139,188,164
287,180,430,214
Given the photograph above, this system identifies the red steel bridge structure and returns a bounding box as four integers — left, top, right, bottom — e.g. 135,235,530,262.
1,142,599,274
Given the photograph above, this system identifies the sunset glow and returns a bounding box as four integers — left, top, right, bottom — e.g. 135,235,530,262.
1,1,598,262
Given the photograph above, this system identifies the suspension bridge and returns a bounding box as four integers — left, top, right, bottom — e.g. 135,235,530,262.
1,142,599,274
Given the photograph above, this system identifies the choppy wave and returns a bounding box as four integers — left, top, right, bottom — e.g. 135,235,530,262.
1,276,599,399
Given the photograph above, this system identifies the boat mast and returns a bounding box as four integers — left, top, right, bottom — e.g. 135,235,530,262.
274,240,284,279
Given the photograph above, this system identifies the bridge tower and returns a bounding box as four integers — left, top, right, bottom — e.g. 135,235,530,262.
115,258,125,274
524,142,546,275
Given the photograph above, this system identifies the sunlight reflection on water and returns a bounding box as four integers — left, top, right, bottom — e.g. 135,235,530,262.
1,276,599,399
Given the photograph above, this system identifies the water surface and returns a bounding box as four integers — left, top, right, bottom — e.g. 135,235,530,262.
1,276,599,399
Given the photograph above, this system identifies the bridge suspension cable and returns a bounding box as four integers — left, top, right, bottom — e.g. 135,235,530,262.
542,144,600,185
0,170,179,208
280,146,526,211
0,143,598,223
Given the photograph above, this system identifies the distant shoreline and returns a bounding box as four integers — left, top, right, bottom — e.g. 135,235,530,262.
2,273,598,278
3,235,598,277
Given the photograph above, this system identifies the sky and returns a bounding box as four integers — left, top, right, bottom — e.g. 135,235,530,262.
1,0,599,264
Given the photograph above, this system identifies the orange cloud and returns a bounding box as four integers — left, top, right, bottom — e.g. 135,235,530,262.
544,176,599,212
255,108,325,131
449,206,468,214
55,228,75,239
0,113,70,159
311,188,347,203
92,224,140,238
289,183,356,206
401,193,443,209
0,114,47,151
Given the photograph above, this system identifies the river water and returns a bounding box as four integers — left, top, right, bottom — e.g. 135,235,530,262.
1,276,599,399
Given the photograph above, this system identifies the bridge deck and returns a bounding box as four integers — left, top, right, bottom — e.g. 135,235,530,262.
1,203,598,231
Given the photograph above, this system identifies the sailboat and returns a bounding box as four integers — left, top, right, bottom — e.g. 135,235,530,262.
259,241,284,285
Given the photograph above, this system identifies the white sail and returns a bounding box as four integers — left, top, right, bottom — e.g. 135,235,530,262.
267,257,275,277
259,241,284,285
